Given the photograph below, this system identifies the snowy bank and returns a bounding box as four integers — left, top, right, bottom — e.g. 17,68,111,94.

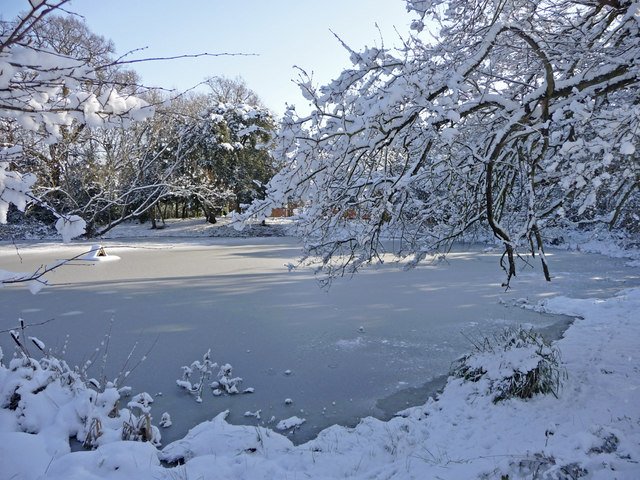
1,287,638,479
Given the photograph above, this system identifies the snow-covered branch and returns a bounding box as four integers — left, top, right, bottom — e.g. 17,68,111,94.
241,0,640,285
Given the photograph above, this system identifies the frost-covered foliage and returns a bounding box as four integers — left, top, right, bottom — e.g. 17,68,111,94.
0,1,153,239
452,327,565,403
210,363,243,396
0,328,161,449
54,215,87,243
177,350,251,402
176,349,216,403
241,0,640,285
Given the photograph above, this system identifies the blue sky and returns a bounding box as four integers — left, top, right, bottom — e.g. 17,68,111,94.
3,0,414,116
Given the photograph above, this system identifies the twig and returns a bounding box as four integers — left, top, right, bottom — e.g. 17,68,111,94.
11,237,24,264
1,245,108,286
0,317,56,334
96,52,259,70
115,336,159,387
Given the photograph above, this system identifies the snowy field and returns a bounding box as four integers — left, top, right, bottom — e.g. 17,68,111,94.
0,220,639,479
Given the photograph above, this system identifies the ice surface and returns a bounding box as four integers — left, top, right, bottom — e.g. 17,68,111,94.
0,237,638,447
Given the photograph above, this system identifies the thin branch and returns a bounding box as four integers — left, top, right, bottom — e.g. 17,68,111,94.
95,52,259,71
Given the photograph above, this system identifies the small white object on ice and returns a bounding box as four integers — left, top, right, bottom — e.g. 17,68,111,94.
160,412,172,428
212,389,222,396
244,409,261,420
358,326,365,333
276,416,306,431
243,387,255,394
284,398,293,405
80,244,120,262
284,369,292,376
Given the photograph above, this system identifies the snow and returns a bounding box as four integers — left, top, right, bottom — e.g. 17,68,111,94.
276,416,306,431
620,141,636,155
159,410,292,464
55,215,86,243
159,412,172,428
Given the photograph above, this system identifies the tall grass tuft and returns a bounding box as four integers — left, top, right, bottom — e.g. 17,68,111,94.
451,327,566,403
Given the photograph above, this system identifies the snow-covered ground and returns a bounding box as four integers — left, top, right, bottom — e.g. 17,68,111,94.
0,219,639,479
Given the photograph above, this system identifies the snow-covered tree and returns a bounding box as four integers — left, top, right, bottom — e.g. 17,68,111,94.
3,13,143,222
0,0,153,240
60,89,276,236
241,0,640,285
179,99,275,221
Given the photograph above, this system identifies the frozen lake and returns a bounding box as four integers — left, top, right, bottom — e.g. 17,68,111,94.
1,237,638,445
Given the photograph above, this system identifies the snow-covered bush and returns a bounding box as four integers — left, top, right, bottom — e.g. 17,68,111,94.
122,392,161,447
0,328,161,448
211,363,243,396
177,351,251,401
176,349,216,403
452,327,566,403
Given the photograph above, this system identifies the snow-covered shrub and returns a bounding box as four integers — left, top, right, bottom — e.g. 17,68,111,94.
177,351,250,400
451,327,566,403
1,328,161,448
176,349,216,403
211,363,243,396
122,393,161,446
